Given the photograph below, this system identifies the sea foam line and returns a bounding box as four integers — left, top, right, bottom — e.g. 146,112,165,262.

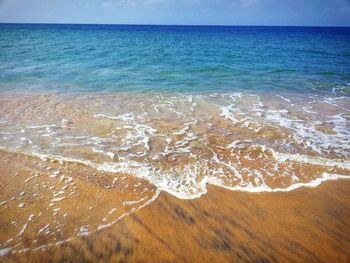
205,172,350,193
256,145,350,170
26,148,350,199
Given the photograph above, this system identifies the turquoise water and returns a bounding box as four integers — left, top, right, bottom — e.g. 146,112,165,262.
0,24,350,94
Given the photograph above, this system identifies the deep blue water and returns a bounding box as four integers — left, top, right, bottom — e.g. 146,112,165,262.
0,24,350,94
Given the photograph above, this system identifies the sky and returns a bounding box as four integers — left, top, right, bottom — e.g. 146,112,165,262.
0,0,350,26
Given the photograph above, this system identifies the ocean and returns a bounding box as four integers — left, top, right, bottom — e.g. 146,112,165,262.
0,24,350,254
1,24,350,94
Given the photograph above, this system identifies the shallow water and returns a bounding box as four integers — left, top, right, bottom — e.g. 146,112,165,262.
0,92,349,198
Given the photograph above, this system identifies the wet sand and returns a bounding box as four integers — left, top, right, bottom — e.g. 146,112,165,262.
1,151,350,263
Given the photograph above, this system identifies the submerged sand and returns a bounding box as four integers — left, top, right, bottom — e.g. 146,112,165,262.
0,92,349,199
1,150,350,263
0,92,349,261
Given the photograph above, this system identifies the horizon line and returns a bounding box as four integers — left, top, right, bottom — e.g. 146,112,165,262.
1,22,350,28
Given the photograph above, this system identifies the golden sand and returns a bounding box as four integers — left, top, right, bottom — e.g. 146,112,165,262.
1,150,350,262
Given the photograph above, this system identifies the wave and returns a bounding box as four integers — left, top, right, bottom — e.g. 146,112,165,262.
23,147,350,199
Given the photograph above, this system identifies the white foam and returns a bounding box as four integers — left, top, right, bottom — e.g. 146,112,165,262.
208,172,350,193
17,223,28,236
24,173,39,182
79,226,89,236
38,224,50,234
122,196,148,207
107,208,117,216
51,197,65,202
16,146,350,200
270,148,350,170
277,94,291,103
265,109,350,157
0,248,11,256
28,214,34,222
97,190,160,231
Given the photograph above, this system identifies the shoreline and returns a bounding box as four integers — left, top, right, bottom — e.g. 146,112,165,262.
1,92,350,200
1,150,350,262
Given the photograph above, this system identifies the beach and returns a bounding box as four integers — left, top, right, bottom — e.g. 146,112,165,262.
0,91,350,261
1,24,350,262
1,150,350,262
